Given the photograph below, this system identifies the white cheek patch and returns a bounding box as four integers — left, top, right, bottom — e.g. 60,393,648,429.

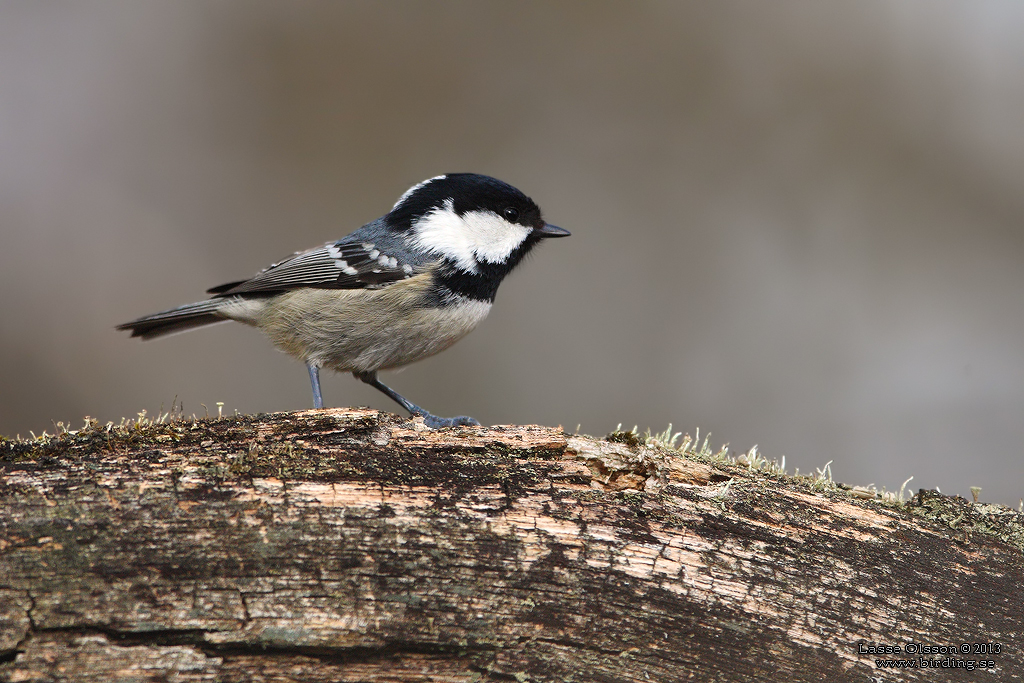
412,200,531,272
461,210,531,264
412,200,479,272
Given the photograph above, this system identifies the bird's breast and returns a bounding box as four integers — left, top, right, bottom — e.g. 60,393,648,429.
227,273,493,373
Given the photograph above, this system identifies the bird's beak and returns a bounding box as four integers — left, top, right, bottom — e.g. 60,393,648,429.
534,223,571,238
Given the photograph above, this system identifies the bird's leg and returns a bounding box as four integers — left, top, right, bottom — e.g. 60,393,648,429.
353,370,480,428
307,363,324,409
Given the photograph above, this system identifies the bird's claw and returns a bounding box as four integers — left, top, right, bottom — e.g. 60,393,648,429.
421,414,481,429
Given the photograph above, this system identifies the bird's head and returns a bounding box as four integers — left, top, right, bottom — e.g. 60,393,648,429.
388,173,569,275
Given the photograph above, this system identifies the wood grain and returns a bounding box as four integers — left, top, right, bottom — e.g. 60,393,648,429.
2,409,1021,681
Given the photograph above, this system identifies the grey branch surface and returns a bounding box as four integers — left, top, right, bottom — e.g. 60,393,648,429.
1,409,1022,682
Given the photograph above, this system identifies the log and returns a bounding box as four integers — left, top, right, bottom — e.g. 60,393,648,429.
1,408,1021,682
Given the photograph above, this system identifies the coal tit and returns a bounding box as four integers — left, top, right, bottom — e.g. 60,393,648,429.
118,173,570,428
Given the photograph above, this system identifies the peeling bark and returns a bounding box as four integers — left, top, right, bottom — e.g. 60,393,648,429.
1,408,1021,682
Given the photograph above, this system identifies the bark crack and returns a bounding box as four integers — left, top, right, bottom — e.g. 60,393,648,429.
531,635,625,657
20,625,503,664
238,590,250,624
1,590,37,663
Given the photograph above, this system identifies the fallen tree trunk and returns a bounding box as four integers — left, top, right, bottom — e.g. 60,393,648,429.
1,408,1021,682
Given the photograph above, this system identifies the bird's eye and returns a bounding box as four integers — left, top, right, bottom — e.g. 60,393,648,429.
503,207,520,222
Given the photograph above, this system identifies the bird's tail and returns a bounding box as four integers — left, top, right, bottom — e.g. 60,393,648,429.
117,299,229,340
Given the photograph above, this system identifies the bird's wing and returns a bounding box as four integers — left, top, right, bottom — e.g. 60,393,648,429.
207,240,428,296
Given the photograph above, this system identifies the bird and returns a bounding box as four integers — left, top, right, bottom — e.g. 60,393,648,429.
117,173,570,428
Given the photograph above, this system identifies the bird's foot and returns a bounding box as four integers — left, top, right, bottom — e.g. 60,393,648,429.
352,371,480,428
419,413,481,429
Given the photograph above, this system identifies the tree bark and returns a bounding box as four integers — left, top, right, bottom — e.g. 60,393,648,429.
1,408,1021,682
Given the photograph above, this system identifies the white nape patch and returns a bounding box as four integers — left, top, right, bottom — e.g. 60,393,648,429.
411,199,531,272
392,175,447,211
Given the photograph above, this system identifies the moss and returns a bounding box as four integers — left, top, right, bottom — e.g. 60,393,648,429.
909,489,1024,553
1,414,258,465
604,429,643,449
225,440,326,481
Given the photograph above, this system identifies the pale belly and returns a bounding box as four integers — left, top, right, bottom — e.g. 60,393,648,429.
217,275,492,374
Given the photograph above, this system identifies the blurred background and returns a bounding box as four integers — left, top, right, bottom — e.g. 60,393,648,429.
2,1,1022,504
